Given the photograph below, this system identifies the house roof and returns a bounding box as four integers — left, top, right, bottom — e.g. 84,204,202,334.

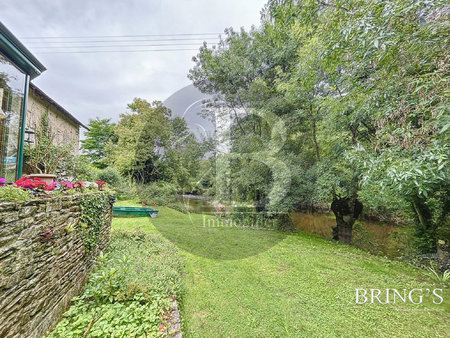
0,22,46,79
29,82,89,130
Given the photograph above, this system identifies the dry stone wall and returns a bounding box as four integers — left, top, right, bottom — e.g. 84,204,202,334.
0,193,112,338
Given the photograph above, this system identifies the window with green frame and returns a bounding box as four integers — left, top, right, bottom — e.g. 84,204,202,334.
0,52,26,182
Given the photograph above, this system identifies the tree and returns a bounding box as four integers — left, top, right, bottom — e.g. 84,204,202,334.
106,98,206,189
106,99,172,183
188,0,449,249
331,0,449,252
81,118,117,168
189,18,303,228
165,117,205,191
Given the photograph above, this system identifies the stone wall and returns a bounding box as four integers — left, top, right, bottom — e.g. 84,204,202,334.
0,193,112,338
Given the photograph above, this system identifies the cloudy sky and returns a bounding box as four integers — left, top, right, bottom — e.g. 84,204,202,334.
0,0,267,125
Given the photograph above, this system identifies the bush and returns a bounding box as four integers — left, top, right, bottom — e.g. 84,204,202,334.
228,205,295,230
71,155,100,181
230,205,257,226
135,182,178,206
230,205,274,229
113,180,137,201
96,167,122,185
273,213,295,231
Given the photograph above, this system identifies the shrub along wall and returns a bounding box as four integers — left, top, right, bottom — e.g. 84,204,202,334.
0,192,114,338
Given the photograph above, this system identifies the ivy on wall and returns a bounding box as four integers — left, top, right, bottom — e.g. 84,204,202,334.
79,192,115,253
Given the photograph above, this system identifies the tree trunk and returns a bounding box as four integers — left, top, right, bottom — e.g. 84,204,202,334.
309,105,320,161
331,196,363,244
411,197,437,253
312,119,320,161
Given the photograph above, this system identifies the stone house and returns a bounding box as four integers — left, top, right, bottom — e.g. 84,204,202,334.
26,83,88,155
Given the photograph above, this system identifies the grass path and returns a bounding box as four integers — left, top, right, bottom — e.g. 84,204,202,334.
112,201,450,337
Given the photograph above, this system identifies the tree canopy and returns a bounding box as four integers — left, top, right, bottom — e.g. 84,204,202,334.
105,98,206,191
188,0,449,250
81,118,117,168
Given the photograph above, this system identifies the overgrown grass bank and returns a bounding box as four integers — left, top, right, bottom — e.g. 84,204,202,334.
47,231,184,337
112,201,449,337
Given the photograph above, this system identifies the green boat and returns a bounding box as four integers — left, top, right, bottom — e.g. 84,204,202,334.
112,206,159,217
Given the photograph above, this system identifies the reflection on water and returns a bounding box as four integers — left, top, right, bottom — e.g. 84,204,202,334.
291,212,334,238
178,195,412,259
291,212,412,258
178,195,217,215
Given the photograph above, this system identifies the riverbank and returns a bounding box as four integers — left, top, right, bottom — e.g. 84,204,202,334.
291,211,415,259
175,195,415,259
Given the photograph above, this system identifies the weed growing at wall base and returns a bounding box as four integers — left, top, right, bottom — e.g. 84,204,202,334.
46,231,184,337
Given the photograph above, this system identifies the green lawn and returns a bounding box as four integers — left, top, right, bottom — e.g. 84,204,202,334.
113,201,450,337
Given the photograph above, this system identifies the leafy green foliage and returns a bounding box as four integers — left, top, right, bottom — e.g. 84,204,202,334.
188,0,449,251
105,99,172,182
68,155,100,181
424,260,450,286
0,185,33,201
105,99,206,191
135,181,178,206
79,192,114,253
96,167,122,185
47,231,184,337
80,118,117,169
48,301,161,337
360,146,449,251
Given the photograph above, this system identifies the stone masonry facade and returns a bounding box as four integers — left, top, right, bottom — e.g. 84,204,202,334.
26,89,80,155
0,194,112,338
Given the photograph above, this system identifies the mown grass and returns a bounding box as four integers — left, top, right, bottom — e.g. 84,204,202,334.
113,201,450,337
